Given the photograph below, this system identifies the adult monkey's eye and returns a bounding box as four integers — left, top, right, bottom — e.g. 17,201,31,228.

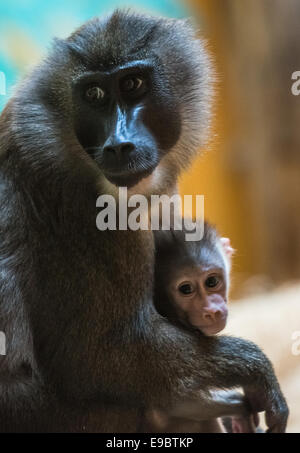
85,86,105,102
121,76,143,93
178,283,194,295
205,276,221,289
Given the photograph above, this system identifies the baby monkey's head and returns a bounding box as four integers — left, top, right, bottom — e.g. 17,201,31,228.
154,223,234,336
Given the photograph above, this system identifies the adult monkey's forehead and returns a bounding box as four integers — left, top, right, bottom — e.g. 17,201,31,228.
72,60,155,83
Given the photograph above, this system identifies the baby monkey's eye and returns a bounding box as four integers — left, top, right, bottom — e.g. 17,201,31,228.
205,276,221,289
178,283,194,295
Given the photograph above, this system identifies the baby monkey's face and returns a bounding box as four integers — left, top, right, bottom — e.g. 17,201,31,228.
167,265,228,336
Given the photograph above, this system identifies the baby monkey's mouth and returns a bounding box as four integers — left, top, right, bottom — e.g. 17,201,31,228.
199,326,224,336
190,310,228,336
196,319,227,336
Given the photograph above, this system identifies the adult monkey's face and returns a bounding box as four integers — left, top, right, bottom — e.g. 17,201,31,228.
72,58,181,187
33,11,213,190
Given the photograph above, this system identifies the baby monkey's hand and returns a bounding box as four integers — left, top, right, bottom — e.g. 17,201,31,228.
222,413,261,433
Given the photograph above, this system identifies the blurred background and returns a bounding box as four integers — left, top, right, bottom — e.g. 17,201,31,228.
0,0,299,432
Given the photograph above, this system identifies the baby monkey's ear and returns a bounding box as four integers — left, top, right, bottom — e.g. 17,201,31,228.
220,237,235,259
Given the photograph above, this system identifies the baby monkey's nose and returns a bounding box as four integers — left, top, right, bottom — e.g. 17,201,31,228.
203,307,223,325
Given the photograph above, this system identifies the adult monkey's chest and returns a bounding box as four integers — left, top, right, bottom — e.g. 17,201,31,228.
30,225,155,391
33,224,154,308
27,225,155,432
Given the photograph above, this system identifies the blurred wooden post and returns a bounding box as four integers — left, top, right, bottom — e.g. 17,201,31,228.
189,0,300,284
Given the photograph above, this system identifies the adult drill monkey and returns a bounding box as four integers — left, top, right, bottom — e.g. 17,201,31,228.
0,10,288,432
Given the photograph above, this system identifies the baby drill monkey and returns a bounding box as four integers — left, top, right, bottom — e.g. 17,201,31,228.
154,224,233,336
154,222,232,336
151,223,257,433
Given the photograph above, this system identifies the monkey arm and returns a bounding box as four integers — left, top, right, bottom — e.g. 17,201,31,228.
195,334,288,433
0,266,47,431
142,390,252,433
139,317,289,433
161,389,252,421
167,390,260,433
0,370,46,432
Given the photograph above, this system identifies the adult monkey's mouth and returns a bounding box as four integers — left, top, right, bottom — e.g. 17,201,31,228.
86,146,159,187
103,166,156,188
